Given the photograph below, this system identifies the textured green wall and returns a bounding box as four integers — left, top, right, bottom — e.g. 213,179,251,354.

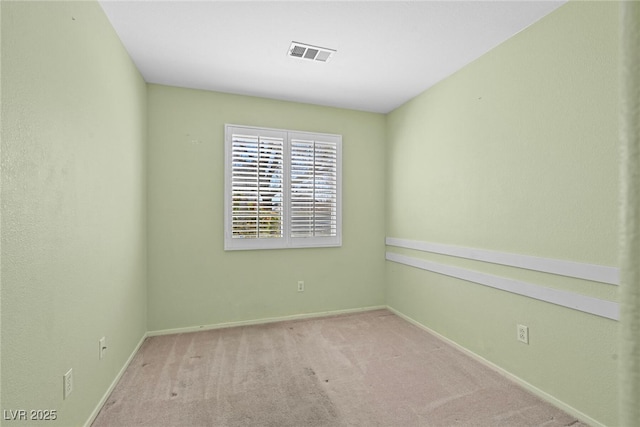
386,2,619,426
147,84,386,331
1,2,147,426
619,2,640,425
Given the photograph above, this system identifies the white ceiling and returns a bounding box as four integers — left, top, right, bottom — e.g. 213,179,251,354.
99,0,566,114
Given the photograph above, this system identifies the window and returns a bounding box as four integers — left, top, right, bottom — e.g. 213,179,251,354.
225,124,342,250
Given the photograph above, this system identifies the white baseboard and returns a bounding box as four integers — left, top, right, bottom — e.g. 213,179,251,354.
84,333,147,427
386,305,605,427
147,305,387,337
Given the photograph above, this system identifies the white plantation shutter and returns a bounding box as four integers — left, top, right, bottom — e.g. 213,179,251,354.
290,137,338,238
225,125,341,250
230,133,284,239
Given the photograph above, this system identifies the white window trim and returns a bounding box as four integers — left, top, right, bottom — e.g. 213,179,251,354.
224,124,342,251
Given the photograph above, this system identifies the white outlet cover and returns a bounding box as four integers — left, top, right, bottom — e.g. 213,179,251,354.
99,337,106,360
63,369,73,399
517,324,529,344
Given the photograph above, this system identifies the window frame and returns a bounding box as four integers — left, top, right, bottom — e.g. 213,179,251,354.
224,124,342,251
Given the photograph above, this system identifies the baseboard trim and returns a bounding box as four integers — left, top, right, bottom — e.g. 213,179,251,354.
147,305,387,337
386,305,606,427
83,333,148,427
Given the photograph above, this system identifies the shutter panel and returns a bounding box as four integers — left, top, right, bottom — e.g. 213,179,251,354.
291,138,338,238
225,125,341,250
313,141,338,237
231,133,284,239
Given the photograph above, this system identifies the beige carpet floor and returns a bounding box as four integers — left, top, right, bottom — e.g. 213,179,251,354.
92,309,587,427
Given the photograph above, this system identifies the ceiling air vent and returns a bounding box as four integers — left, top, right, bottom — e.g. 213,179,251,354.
288,42,335,63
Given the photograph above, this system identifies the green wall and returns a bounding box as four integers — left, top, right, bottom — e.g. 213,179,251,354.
146,84,386,331
1,2,147,426
385,2,619,426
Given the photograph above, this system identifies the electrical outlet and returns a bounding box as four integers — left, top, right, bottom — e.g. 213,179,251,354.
297,281,304,292
63,369,73,399
99,337,107,360
517,324,529,344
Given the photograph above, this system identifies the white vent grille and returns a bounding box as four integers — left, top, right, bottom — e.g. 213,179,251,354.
288,42,335,63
